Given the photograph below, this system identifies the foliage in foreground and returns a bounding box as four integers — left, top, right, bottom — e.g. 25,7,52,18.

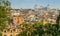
0,0,11,35
18,22,60,36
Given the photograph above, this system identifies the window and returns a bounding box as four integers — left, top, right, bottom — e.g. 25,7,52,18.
10,34,12,36
14,18,16,20
10,30,12,33
4,30,6,33
4,35,7,36
13,29,15,31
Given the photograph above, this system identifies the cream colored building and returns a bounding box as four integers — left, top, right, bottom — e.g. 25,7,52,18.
2,28,22,36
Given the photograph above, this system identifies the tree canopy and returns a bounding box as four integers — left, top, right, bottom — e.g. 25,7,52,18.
0,0,11,31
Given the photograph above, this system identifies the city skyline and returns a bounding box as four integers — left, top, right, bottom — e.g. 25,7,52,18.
9,0,60,9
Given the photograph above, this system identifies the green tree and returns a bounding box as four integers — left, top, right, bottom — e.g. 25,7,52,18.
0,0,11,31
32,22,44,36
44,24,58,36
57,10,60,36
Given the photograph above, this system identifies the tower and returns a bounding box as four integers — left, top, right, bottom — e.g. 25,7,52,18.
11,10,24,26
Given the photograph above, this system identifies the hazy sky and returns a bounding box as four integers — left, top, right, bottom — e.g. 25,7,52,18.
9,0,60,9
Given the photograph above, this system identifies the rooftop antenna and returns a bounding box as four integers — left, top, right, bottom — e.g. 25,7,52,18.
47,4,50,11
47,4,50,8
34,4,38,9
